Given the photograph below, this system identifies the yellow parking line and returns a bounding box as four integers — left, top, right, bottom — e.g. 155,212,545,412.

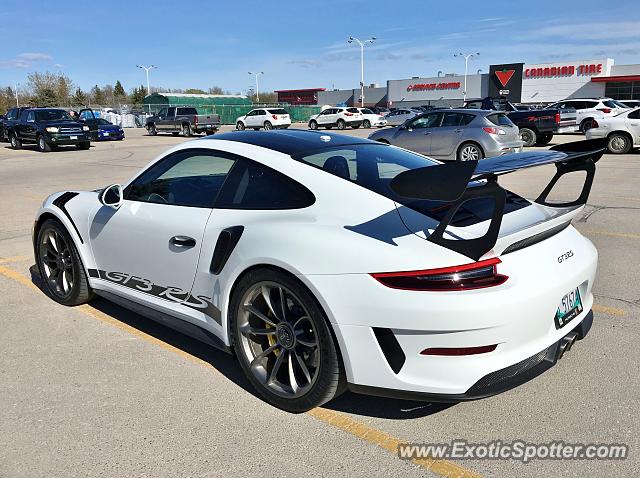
0,264,483,477
0,255,32,265
592,304,627,317
580,229,640,240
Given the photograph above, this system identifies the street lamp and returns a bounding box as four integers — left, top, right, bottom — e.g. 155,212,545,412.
14,83,19,107
453,52,479,101
347,36,376,107
136,64,157,96
248,71,264,102
437,70,443,77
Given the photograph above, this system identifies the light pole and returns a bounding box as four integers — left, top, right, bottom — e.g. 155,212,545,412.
14,83,19,107
136,64,157,96
453,52,479,101
437,70,443,77
248,72,264,103
348,36,376,107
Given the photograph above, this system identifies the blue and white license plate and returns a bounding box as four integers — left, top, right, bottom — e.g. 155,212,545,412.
555,287,583,329
70,136,77,140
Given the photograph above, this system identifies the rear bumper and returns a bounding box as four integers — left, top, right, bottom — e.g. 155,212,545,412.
348,310,593,401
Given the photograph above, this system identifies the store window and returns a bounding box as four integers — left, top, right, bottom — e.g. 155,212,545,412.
605,81,640,101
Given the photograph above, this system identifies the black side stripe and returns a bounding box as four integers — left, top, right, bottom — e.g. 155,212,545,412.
52,192,84,244
88,268,222,325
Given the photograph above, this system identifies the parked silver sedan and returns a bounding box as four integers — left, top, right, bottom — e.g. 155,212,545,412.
368,109,523,161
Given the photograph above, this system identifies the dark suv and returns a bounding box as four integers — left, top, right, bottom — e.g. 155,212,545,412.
0,106,30,142
8,108,90,152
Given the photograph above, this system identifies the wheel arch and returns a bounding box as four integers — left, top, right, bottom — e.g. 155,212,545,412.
607,129,633,142
457,140,484,158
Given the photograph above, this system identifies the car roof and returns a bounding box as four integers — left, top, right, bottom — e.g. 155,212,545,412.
206,130,374,155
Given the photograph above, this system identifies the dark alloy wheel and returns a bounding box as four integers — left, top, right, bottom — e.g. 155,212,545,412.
264,121,273,130
10,133,22,150
36,219,93,306
607,133,632,154
337,119,346,130
363,119,371,128
230,268,344,413
519,128,537,147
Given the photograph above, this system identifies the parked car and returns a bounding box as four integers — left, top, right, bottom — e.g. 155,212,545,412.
620,100,640,109
308,107,363,130
384,108,419,126
84,118,125,141
369,106,390,116
236,108,291,130
586,108,640,154
464,97,577,147
357,108,387,128
146,107,221,136
545,98,629,133
0,106,30,142
8,108,90,152
369,109,523,161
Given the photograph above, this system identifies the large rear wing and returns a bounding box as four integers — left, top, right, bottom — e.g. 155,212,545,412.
390,139,606,261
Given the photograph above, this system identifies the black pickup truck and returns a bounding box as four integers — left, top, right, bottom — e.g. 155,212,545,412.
146,106,221,136
0,106,30,142
8,108,90,152
464,97,578,147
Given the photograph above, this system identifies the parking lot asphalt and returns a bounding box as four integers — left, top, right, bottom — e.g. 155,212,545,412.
0,125,638,477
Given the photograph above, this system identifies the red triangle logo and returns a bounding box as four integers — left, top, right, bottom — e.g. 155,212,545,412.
495,69,515,88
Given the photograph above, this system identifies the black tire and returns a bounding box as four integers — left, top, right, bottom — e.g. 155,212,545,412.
457,142,484,161
148,124,157,136
580,118,594,133
37,135,52,153
607,133,632,154
363,119,371,128
309,120,318,130
35,219,94,306
77,141,90,150
182,124,192,137
337,119,346,130
10,132,22,150
519,128,537,147
536,133,553,146
0,127,6,142
264,121,273,130
236,121,245,131
230,268,345,413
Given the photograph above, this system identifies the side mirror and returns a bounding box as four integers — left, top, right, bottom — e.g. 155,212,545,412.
100,184,123,209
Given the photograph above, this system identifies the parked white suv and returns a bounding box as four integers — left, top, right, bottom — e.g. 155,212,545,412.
357,108,387,128
546,98,629,132
586,108,640,154
236,108,291,130
308,107,363,130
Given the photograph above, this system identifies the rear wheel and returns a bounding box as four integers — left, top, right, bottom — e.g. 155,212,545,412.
37,135,51,152
36,219,93,306
607,133,632,154
182,124,192,137
309,120,318,130
363,119,371,128
236,121,245,131
580,118,594,133
10,133,22,150
337,119,346,130
457,142,484,161
519,128,537,147
230,268,345,413
148,124,157,136
264,121,273,130
536,133,553,146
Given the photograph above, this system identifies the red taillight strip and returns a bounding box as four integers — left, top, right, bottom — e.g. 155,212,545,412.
370,258,508,291
421,344,498,356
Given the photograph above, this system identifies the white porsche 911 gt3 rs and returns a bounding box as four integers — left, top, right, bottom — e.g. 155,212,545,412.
33,130,604,413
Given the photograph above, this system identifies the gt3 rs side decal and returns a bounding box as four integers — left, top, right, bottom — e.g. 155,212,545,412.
88,269,222,324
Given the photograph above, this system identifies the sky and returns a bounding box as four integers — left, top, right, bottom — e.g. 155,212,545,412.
1,0,639,95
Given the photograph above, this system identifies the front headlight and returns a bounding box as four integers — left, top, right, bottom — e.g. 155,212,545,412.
45,127,59,133
82,125,90,131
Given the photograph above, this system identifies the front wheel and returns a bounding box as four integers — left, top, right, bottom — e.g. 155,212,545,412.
519,128,537,147
363,120,371,128
37,135,51,152
264,121,273,130
36,219,93,306
607,133,632,154
337,119,346,130
309,120,318,130
10,133,22,150
147,124,157,136
230,268,345,413
457,142,484,161
236,121,245,131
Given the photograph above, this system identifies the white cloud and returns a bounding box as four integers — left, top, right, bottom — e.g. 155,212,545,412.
517,21,640,41
0,52,54,69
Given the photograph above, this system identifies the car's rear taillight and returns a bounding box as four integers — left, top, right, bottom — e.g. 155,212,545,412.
272,114,277,120
345,112,353,116
555,112,561,124
370,258,508,291
482,127,506,135
598,108,611,113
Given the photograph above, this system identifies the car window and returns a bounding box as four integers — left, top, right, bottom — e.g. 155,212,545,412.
177,107,197,115
487,113,514,127
125,149,237,208
27,111,35,122
35,109,72,121
167,107,176,117
603,100,621,109
157,108,167,117
97,119,112,125
268,109,288,115
442,112,471,127
7,109,17,120
361,109,374,114
215,159,314,210
584,101,598,109
465,101,482,109
628,109,640,120
407,113,441,129
347,108,360,113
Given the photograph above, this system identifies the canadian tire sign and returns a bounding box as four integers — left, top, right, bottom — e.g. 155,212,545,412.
489,63,524,102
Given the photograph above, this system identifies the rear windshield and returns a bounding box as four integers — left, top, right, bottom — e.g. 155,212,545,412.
268,109,288,115
177,107,198,115
292,143,528,225
361,109,374,114
35,110,72,122
486,113,514,127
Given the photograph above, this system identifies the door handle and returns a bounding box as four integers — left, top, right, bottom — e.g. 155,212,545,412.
454,129,463,133
170,235,196,248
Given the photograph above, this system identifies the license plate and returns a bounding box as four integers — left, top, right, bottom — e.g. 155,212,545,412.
102,132,110,136
70,136,77,140
555,287,583,329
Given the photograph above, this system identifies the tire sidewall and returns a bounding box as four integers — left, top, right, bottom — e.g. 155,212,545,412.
457,142,483,161
520,128,536,147
337,120,346,130
608,134,631,154
229,268,343,413
309,120,317,130
363,120,371,128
